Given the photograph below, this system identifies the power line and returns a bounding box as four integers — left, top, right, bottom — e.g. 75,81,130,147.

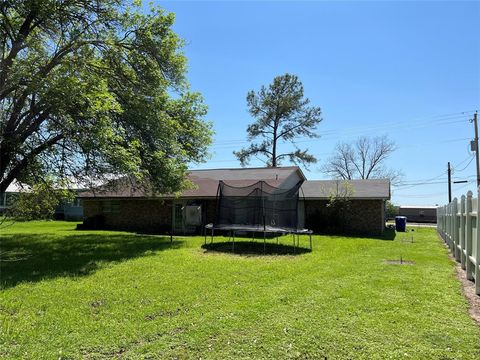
454,182,472,192
453,156,475,173
211,118,469,149
211,138,474,166
393,180,475,198
393,180,447,188
210,110,474,148
389,169,448,189
452,154,475,168
393,192,448,198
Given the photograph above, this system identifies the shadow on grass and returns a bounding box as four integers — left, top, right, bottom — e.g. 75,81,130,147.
201,241,311,256
0,232,182,289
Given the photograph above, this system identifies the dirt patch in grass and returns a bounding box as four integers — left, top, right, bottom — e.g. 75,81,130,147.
453,259,480,325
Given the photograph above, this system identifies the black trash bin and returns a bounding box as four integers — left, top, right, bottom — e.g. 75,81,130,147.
395,216,407,232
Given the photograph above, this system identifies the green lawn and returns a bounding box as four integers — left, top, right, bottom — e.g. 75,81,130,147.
1,221,479,359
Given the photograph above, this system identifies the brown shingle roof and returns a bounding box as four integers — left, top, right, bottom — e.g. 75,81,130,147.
300,179,390,200
78,167,390,200
79,166,303,199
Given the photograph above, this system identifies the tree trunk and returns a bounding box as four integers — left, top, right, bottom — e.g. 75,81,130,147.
272,119,278,167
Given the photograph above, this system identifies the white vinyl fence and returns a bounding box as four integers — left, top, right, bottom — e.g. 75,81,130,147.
437,190,480,295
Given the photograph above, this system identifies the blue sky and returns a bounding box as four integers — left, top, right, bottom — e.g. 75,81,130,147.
158,0,479,206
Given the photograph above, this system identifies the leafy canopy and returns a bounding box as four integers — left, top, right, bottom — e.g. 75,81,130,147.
0,0,212,193
234,73,322,167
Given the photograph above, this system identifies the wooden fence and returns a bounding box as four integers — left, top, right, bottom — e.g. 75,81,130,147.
437,190,480,295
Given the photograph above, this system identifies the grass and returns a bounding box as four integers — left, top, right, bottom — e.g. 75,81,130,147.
1,221,479,359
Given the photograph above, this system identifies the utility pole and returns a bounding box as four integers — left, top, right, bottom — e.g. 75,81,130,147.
471,111,480,187
448,162,452,203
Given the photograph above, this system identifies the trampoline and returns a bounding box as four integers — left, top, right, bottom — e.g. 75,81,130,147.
205,180,313,253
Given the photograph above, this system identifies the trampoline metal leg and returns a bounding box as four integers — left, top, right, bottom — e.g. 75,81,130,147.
232,230,235,253
264,231,266,254
310,234,312,250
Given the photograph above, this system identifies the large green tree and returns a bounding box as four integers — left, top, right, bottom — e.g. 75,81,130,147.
0,0,212,194
234,73,322,167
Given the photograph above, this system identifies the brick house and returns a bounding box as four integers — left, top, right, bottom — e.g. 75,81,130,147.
79,167,390,235
301,179,390,234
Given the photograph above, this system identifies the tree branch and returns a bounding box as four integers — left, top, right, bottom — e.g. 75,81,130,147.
0,134,63,192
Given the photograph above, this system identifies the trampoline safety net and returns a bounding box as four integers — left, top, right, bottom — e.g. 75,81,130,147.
213,180,304,232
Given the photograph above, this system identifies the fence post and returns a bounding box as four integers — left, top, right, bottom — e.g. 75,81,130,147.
436,206,440,235
441,205,445,241
460,195,466,269
443,205,447,238
466,191,474,281
453,198,460,261
449,201,454,251
476,187,480,295
438,205,443,238
444,204,447,241
446,202,450,247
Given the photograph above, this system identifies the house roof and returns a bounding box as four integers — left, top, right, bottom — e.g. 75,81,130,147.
79,166,305,199
79,168,390,200
300,179,390,200
4,180,30,193
398,205,437,209
189,166,306,181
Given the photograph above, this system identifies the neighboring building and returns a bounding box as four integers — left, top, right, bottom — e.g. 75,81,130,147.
79,167,390,235
398,206,437,223
55,196,84,221
0,181,84,220
0,181,23,215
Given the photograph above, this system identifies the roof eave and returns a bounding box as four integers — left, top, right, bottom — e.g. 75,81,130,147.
302,196,390,201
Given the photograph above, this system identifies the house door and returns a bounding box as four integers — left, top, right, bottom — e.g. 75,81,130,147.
173,203,184,234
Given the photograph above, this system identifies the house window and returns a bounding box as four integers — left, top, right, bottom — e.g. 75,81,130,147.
102,200,120,214
72,198,82,207
5,193,18,207
174,204,184,229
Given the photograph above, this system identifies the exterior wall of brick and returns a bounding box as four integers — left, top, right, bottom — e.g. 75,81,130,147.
83,198,385,235
204,199,217,224
83,200,102,218
83,199,173,232
304,199,385,235
83,198,219,234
